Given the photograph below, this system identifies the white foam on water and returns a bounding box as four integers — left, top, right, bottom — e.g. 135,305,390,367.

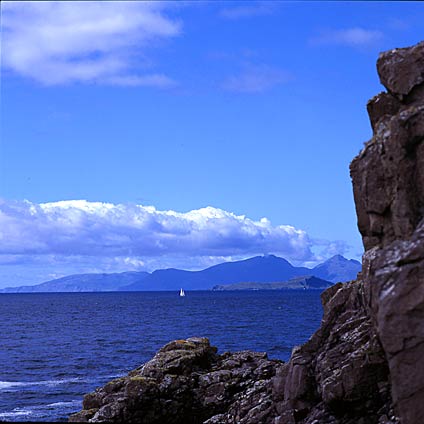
0,381,26,389
38,377,83,386
0,400,81,420
0,374,124,420
0,408,33,418
0,373,126,391
0,377,87,390
45,400,80,408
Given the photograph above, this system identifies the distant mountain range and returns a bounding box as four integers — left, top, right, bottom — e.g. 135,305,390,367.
0,272,150,293
212,276,333,291
0,254,361,293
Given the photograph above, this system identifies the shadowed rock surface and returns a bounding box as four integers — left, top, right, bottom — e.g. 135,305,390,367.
69,337,282,423
69,41,423,424
350,41,424,424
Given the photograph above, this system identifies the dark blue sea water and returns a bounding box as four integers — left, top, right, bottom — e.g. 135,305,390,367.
0,290,323,422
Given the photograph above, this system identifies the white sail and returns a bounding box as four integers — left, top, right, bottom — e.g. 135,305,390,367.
179,288,185,297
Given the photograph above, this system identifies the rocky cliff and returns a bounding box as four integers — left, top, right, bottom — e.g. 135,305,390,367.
69,41,424,424
350,41,424,424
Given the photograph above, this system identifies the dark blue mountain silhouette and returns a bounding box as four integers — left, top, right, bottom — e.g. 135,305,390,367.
122,254,360,291
312,254,361,283
0,272,149,293
0,254,361,293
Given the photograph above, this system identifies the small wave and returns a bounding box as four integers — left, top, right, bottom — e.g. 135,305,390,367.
38,377,84,386
0,381,26,389
0,374,125,391
0,409,32,418
0,378,82,390
0,401,81,420
46,400,80,408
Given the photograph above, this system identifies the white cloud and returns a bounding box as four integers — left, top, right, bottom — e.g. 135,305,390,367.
0,199,354,286
222,64,291,94
1,1,181,86
309,239,351,265
310,27,384,48
0,199,312,259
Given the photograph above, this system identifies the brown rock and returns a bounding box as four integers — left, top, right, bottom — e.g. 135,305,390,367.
367,92,401,131
276,279,391,424
69,337,282,423
377,41,424,98
350,104,424,251
352,40,424,424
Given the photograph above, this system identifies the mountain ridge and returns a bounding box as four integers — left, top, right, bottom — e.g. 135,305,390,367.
212,275,333,291
0,254,361,293
0,271,150,293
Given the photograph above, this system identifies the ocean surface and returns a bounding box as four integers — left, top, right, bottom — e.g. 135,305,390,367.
0,290,323,422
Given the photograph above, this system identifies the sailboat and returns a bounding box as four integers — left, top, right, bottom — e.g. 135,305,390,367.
179,288,185,297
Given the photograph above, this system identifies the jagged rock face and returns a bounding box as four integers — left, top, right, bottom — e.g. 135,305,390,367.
350,41,424,424
361,224,424,424
273,281,394,424
351,42,424,251
69,337,282,423
377,42,424,100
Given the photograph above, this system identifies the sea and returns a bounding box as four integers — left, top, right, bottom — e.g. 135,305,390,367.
0,290,323,422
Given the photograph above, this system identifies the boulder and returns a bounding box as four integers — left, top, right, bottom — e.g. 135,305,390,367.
377,41,424,99
69,337,282,423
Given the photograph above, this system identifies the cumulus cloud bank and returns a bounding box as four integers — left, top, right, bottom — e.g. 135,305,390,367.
1,2,180,86
0,199,312,260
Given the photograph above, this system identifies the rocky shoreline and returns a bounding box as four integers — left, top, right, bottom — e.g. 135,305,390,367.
69,41,424,424
69,337,282,423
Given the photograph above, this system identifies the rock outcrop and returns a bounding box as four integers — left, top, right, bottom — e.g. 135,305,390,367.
272,279,395,424
350,41,424,424
69,337,282,423
70,41,424,424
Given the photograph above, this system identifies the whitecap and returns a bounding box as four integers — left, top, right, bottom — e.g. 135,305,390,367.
0,381,26,389
0,377,82,390
45,400,80,408
0,408,33,418
0,400,81,420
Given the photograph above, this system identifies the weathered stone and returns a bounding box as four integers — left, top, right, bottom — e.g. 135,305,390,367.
277,279,391,424
352,40,424,424
69,338,282,423
377,41,424,98
350,104,424,251
367,92,401,131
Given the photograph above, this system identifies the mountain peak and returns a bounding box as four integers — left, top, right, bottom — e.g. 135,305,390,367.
328,254,346,261
260,254,290,264
313,254,361,283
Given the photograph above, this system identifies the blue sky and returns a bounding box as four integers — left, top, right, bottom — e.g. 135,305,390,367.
1,1,423,287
